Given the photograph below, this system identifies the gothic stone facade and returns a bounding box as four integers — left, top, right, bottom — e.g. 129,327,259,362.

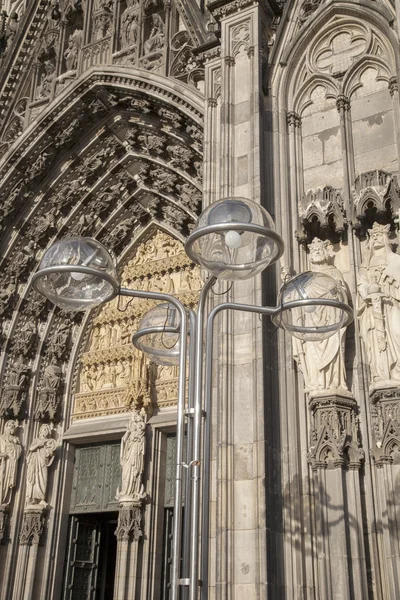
0,0,400,599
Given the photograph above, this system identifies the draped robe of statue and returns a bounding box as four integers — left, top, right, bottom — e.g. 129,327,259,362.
357,223,400,387
292,239,349,396
26,425,57,507
117,413,145,502
0,421,21,506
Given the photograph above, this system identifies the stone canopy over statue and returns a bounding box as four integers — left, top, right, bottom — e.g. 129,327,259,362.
292,238,351,397
357,223,400,390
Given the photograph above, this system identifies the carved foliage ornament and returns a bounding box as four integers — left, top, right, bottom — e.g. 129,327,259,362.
115,504,142,541
19,511,45,545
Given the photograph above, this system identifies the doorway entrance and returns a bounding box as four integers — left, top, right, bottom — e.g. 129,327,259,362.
63,512,118,600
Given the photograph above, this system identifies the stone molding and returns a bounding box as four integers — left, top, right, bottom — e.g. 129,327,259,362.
297,186,346,243
352,170,400,233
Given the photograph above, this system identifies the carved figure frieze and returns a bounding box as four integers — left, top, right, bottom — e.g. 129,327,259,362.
74,230,202,418
0,355,30,419
0,420,22,507
292,238,350,397
116,411,146,503
25,424,57,508
357,223,400,390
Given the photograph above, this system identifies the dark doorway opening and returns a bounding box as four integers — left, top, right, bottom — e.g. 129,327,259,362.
63,512,118,600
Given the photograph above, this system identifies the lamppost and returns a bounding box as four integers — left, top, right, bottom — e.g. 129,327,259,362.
32,197,353,600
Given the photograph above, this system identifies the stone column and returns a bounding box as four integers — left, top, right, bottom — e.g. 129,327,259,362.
204,2,273,598
12,509,44,600
389,77,400,166
113,502,142,600
308,392,368,600
370,386,400,599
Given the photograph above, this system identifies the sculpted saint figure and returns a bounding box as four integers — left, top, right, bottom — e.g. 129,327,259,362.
26,424,57,507
143,14,164,56
116,412,146,502
292,238,350,395
42,356,62,391
0,420,22,506
357,223,400,386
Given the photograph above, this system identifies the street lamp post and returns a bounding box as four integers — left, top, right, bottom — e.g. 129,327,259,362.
32,197,353,600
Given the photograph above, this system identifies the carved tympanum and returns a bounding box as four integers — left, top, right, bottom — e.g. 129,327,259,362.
74,229,202,419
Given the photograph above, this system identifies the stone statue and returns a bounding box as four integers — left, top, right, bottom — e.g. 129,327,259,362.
64,30,82,71
14,319,36,356
26,424,57,507
0,276,17,317
6,355,29,388
121,10,139,49
292,238,350,396
41,356,62,391
357,223,400,387
143,13,164,56
116,412,146,502
0,420,22,507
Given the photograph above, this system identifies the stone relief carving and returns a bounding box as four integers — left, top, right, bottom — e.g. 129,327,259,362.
357,223,400,390
116,411,146,502
0,355,30,419
13,318,37,357
115,504,142,541
292,238,350,397
25,424,57,508
0,420,22,507
19,511,45,545
74,230,202,419
370,388,400,465
308,395,363,470
141,13,165,71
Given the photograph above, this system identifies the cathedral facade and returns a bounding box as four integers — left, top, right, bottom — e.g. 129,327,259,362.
0,0,399,599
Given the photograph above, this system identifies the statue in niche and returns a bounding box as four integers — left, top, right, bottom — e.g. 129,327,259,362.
116,411,146,502
50,322,70,358
64,30,82,71
0,420,22,507
115,360,130,386
292,238,350,396
357,223,400,387
121,10,139,49
26,424,57,508
14,240,37,279
143,13,164,56
37,61,56,98
6,355,29,388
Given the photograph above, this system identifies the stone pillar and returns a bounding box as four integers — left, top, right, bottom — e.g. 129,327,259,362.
370,386,400,599
114,502,142,600
203,2,273,598
308,392,368,600
12,509,44,600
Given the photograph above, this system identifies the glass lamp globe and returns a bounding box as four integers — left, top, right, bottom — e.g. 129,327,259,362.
272,271,352,342
32,237,119,311
133,303,187,366
185,197,284,281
